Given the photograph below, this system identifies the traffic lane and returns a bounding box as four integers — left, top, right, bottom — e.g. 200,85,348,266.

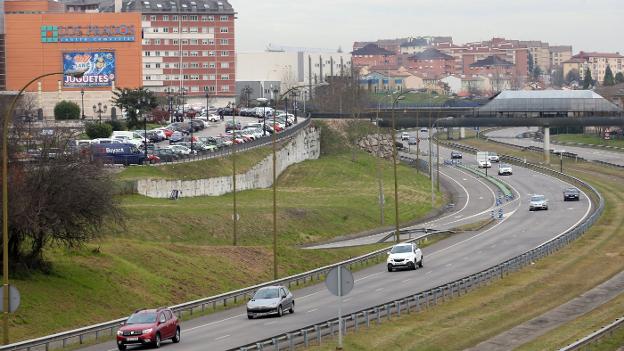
486,128,624,166
165,164,588,350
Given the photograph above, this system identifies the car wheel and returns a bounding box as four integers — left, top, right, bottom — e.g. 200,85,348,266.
289,301,295,314
247,314,254,319
117,344,126,351
418,257,424,268
408,261,415,270
277,305,283,317
545,206,548,210
172,327,180,343
154,333,161,348
387,264,393,272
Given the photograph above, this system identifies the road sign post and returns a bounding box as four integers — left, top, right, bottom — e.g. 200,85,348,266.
325,266,354,350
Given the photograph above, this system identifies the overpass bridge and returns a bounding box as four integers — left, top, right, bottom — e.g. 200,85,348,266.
312,90,624,162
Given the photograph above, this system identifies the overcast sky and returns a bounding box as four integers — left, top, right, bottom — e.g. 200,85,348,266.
234,0,623,53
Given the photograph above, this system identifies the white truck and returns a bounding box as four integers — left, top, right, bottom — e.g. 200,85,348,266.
476,151,491,168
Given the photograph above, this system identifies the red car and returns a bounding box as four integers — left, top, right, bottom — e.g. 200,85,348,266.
161,128,174,138
116,308,180,350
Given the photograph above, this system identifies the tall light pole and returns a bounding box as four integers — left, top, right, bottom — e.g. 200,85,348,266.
258,97,268,136
272,87,279,280
231,105,238,246
140,96,149,160
290,90,298,124
390,90,411,242
205,92,210,115
80,89,85,120
92,102,107,124
2,70,84,344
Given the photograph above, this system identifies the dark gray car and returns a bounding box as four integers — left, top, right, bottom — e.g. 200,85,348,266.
246,286,294,319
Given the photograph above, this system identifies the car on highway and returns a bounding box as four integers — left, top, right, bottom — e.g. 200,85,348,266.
387,242,423,272
478,159,492,168
498,163,513,176
116,308,180,350
487,152,500,162
451,151,463,159
563,187,581,201
529,194,549,211
401,132,410,141
247,286,294,319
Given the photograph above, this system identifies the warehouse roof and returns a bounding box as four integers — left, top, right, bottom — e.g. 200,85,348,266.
479,90,622,113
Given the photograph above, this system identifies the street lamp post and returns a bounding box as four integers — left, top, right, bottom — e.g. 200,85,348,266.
205,92,210,115
258,97,268,137
390,92,408,242
140,96,149,160
92,102,107,124
2,70,84,344
272,87,279,280
290,90,298,124
167,90,174,123
80,89,85,120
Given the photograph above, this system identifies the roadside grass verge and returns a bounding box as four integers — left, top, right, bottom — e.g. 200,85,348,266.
553,133,624,149
115,146,275,181
308,139,624,351
2,121,442,342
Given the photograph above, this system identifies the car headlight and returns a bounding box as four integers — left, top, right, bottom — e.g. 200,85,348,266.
142,328,153,334
117,330,124,336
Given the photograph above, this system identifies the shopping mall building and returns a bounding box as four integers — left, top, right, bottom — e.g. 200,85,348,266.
1,0,236,118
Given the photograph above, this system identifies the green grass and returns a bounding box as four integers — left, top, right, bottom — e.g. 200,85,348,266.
307,139,624,351
553,133,624,149
116,146,275,181
1,121,441,342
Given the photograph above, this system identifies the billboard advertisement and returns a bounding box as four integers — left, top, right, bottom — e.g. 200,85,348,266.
63,52,115,88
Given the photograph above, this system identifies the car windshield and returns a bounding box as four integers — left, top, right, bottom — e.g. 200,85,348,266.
390,245,412,254
126,312,157,324
253,288,279,299
501,164,510,168
531,195,545,202
566,188,579,193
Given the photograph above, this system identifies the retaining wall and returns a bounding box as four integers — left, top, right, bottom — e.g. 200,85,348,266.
136,126,320,198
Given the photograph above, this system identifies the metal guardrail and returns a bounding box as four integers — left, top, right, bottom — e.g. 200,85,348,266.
559,317,624,350
0,228,451,351
230,138,605,351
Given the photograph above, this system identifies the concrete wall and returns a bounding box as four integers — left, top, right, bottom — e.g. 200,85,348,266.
136,125,320,198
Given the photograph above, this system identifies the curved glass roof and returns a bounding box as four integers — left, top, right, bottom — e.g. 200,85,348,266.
479,90,622,113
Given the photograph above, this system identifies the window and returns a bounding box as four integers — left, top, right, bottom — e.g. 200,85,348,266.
208,39,215,45
202,51,208,56
163,15,169,21
190,15,198,21
142,39,150,45
142,15,147,21
172,15,178,21
155,51,161,56
201,15,208,21
182,27,188,33
145,75,152,80
220,39,229,45
162,27,169,33
183,74,190,79
155,63,161,68
220,27,228,33
202,75,208,80
190,63,199,68
172,39,179,45
181,15,187,20
190,39,198,45
208,15,214,21
164,39,169,45
144,51,151,56
220,15,228,21
208,86,216,92
182,63,188,68
152,28,159,33
154,39,161,45
182,51,189,56
221,74,229,80
145,63,151,68
221,85,230,92
208,74,216,80
172,27,179,33
190,27,198,33
221,51,229,56
202,63,209,68
209,62,216,68
165,63,170,68
182,39,189,45
209,51,216,57
191,86,199,92
150,15,156,21
220,62,229,68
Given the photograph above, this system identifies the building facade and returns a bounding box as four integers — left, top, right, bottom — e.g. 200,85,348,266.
128,0,236,106
4,0,142,117
563,51,624,84
406,48,455,76
351,43,396,68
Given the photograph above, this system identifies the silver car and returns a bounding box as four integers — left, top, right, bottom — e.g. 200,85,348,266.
529,194,549,211
247,286,294,319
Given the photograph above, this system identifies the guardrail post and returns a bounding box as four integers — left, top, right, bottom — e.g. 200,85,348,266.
386,304,391,321
376,307,381,324
302,329,308,347
315,325,321,344
288,332,294,350
396,301,401,317
406,298,411,314
365,310,370,327
79,334,84,344
353,313,358,332
256,342,263,351
271,337,278,350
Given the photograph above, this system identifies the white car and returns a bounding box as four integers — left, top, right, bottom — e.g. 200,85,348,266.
498,163,513,175
478,160,492,168
166,145,196,155
401,132,410,141
420,127,428,133
387,243,423,272
487,152,500,162
529,194,549,211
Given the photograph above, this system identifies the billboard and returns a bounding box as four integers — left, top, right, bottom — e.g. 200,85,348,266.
63,52,115,87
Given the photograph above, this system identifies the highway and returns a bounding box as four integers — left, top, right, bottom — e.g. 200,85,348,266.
486,127,624,166
79,136,592,351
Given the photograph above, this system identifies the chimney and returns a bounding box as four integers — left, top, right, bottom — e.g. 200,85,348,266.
115,0,122,12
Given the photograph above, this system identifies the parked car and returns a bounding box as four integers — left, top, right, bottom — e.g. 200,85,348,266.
247,286,294,319
401,132,410,141
155,128,174,139
498,163,513,176
149,129,167,141
169,131,185,144
90,143,146,165
155,148,179,162
116,308,180,350
563,187,580,201
408,136,418,145
225,120,242,131
529,194,549,211
217,107,237,116
387,242,423,272
451,151,463,159
420,127,428,133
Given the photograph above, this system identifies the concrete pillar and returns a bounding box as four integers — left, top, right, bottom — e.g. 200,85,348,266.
459,127,465,139
543,126,550,163
37,82,43,109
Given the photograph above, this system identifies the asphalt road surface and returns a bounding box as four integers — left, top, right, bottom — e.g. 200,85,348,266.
78,131,592,351
486,127,624,167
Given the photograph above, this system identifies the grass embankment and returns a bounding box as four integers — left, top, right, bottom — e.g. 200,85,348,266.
2,121,440,342
116,146,274,181
308,138,624,351
553,133,624,149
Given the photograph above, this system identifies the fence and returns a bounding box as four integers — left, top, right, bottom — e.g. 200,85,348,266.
230,137,604,351
558,317,624,350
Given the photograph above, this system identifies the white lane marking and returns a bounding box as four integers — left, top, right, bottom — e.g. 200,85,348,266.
462,178,468,181
215,334,231,341
264,321,277,326
375,288,385,292
355,272,382,282
402,278,412,283
185,313,245,332
306,308,318,313
446,263,452,267
426,271,433,275
343,297,352,302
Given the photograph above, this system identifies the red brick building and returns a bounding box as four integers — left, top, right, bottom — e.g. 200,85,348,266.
406,48,455,76
351,44,397,68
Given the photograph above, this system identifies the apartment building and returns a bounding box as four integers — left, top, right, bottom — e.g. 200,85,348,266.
406,48,455,76
563,51,624,84
351,44,397,68
0,0,5,90
549,46,573,69
127,0,236,105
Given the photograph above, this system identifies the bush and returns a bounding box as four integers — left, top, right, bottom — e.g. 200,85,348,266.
54,101,81,120
105,119,126,131
85,122,113,139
